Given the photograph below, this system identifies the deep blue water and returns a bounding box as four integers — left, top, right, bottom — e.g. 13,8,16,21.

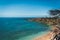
0,18,50,40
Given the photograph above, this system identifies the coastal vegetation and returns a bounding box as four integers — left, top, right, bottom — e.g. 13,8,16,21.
28,9,60,26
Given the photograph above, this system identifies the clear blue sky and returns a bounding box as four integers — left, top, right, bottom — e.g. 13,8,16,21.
0,0,60,17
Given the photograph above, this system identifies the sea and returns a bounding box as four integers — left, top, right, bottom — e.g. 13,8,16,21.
0,18,51,40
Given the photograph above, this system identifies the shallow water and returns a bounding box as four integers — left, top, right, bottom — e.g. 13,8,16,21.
0,18,50,40
17,31,49,40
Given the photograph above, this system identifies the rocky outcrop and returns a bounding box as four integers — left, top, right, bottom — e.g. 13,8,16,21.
28,18,60,26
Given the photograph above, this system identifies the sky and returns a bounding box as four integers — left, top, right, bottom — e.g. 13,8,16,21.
0,0,60,17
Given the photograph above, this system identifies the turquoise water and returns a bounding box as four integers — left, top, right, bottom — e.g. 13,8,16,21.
0,18,50,40
17,31,49,40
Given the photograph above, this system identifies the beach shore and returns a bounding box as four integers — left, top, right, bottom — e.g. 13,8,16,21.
33,25,59,40
33,32,53,40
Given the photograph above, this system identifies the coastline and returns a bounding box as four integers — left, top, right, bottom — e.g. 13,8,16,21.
16,31,49,40
33,25,60,40
33,31,53,40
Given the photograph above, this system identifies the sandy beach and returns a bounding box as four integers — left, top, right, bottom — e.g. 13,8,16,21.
33,32,53,40
34,25,59,40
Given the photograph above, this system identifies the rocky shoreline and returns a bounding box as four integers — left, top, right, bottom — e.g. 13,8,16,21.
28,18,60,40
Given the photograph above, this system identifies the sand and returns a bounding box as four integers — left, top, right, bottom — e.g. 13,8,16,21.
33,32,54,40
33,25,60,40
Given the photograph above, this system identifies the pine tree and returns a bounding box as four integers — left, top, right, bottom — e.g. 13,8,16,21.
49,9,60,18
